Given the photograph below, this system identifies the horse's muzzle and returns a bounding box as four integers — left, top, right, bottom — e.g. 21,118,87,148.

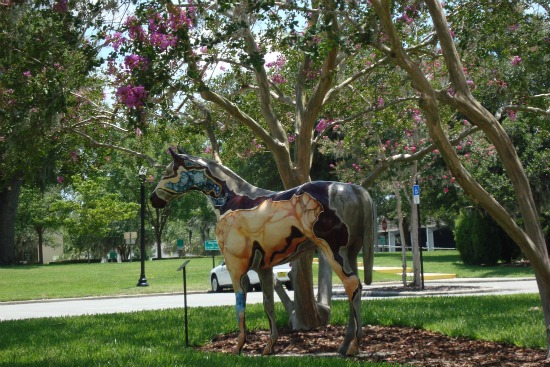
150,191,167,208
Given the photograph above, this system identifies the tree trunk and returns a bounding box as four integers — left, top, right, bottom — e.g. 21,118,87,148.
393,181,408,286
291,252,323,329
0,175,23,266
372,0,550,354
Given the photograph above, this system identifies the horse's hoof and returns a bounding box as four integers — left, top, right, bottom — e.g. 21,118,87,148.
345,339,359,356
262,346,273,356
232,347,241,355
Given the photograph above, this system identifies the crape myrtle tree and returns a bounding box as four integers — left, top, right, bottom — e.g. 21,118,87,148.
102,0,401,329
0,0,108,265
364,0,550,355
97,0,550,340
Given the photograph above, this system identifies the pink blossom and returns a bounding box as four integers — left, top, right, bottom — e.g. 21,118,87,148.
265,55,286,69
410,146,417,153
107,32,127,51
205,146,212,153
511,55,522,65
23,71,31,78
116,85,148,108
288,134,295,143
149,32,177,50
443,187,449,194
352,163,361,172
125,16,145,41
135,128,143,137
124,55,148,71
57,176,64,184
271,74,287,85
507,110,517,121
168,8,192,31
398,13,413,24
376,96,385,107
70,151,78,161
53,0,68,13
316,118,329,133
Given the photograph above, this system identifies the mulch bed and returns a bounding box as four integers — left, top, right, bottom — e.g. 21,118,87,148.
199,324,550,366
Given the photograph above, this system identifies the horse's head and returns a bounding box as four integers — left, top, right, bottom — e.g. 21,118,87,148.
150,147,223,208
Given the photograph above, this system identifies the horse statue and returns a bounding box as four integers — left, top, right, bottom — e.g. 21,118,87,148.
150,148,375,356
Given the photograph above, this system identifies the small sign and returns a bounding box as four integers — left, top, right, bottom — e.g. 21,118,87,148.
124,232,138,245
177,239,184,250
204,240,220,251
413,184,420,204
177,259,191,272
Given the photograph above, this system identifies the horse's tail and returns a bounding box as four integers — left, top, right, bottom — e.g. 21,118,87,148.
362,193,376,285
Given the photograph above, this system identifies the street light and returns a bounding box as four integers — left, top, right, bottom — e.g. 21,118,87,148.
137,165,149,287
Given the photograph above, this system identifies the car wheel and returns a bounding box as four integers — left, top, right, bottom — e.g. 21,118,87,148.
211,275,221,292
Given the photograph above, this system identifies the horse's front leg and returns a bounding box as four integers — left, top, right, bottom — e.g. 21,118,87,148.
232,274,250,355
258,268,278,355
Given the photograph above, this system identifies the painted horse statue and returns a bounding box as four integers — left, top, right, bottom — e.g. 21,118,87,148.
150,148,375,356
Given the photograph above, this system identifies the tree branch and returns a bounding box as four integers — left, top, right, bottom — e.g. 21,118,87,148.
72,129,160,168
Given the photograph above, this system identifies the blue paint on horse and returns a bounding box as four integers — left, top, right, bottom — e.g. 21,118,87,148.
235,290,246,322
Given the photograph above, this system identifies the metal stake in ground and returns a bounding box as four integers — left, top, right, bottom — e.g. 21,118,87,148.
177,259,191,348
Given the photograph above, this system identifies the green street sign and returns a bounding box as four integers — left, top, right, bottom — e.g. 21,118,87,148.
204,240,220,251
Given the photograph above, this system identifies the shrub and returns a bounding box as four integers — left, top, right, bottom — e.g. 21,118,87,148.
453,207,518,266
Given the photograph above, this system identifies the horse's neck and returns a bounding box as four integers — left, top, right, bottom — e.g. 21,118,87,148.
206,161,274,209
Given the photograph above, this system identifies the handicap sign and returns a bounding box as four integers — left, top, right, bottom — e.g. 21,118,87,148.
413,184,420,204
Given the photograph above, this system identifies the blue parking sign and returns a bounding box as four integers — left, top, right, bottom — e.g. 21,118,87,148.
413,185,420,196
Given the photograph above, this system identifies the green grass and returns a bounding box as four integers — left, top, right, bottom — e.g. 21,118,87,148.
0,251,535,301
0,295,544,367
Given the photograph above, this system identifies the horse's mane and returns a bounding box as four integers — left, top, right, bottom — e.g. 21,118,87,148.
203,157,275,199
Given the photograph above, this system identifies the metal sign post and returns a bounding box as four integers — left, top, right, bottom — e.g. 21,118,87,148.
204,240,220,269
177,259,191,348
413,181,425,289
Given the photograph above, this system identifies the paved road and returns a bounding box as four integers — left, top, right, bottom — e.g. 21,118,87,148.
0,278,538,321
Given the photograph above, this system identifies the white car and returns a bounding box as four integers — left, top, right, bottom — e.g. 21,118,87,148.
210,261,293,292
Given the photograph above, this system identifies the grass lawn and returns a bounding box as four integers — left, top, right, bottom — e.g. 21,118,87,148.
0,294,544,366
0,250,535,302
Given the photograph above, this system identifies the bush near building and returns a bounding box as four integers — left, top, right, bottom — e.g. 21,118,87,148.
454,207,520,266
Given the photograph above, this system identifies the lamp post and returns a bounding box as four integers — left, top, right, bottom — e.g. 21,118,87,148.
137,165,149,287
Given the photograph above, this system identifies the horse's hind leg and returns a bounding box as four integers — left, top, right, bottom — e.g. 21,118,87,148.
258,268,278,355
231,273,250,355
317,244,362,356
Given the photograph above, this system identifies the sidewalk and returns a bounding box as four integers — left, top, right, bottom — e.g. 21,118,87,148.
0,277,538,322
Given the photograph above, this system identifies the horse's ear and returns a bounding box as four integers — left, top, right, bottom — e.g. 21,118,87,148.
168,147,180,160
177,147,187,154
